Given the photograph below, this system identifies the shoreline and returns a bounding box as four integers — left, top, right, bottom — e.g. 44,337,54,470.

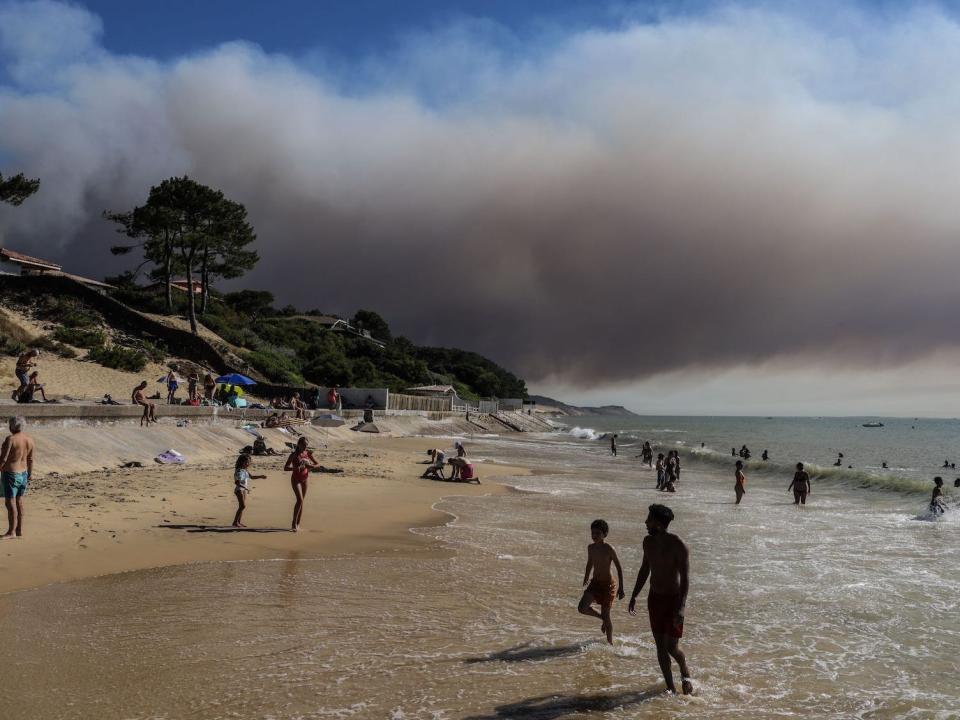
0,427,532,595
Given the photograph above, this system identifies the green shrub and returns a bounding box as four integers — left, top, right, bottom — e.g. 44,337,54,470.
0,336,26,357
140,340,167,364
32,335,78,358
53,326,106,349
243,348,303,384
87,344,147,372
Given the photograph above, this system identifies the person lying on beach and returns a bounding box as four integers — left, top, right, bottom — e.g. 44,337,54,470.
232,453,266,527
421,450,446,480
734,460,746,504
132,381,157,427
284,437,319,532
578,519,625,644
628,504,693,695
930,477,946,516
789,462,811,505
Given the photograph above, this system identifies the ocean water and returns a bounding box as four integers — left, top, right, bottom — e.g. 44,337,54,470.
2,419,959,719
565,415,960,495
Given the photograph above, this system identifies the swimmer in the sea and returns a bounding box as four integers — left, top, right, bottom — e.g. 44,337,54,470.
578,519,625,644
762,449,769,461
734,460,746,504
930,477,946,516
789,462,811,505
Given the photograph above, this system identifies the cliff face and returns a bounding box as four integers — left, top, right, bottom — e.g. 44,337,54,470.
527,395,639,417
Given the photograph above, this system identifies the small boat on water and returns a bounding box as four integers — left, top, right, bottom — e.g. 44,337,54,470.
862,421,884,428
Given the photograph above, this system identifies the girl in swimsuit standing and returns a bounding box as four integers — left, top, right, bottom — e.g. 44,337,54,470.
734,460,746,504
284,437,319,532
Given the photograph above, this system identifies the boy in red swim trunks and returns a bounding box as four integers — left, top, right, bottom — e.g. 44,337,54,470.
577,519,625,644
628,504,693,694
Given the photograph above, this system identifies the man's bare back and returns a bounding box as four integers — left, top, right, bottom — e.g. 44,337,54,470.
0,432,34,473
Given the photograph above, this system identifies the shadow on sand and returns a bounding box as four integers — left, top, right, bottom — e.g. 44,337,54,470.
158,524,289,534
462,688,663,719
462,642,587,664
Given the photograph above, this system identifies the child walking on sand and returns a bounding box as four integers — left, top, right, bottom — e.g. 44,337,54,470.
578,519,625,644
233,453,266,527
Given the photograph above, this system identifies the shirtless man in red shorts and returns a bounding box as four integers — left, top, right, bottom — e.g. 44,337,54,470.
628,504,693,694
577,519,625,644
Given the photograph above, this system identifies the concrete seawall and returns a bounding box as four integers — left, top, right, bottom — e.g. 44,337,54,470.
16,413,494,476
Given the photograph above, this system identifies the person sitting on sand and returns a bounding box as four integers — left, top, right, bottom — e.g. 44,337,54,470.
291,393,307,420
421,450,446,480
232,453,267,527
789,462,811,505
12,349,39,400
284,437,319,532
252,437,281,456
16,371,48,403
264,412,281,428
1,416,34,540
628,504,693,694
132,381,157,427
930,477,946,516
734,460,746,504
578,519,625,644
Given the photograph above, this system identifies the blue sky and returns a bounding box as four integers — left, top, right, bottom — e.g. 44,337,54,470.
79,0,682,59
7,0,960,413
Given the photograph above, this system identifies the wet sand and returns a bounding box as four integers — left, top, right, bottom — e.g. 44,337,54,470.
0,434,526,594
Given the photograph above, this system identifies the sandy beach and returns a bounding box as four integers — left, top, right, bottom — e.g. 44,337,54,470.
0,426,527,595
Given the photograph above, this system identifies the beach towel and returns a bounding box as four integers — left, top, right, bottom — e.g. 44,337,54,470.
155,449,185,465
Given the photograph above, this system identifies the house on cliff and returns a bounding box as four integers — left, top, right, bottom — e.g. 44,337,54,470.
0,247,114,294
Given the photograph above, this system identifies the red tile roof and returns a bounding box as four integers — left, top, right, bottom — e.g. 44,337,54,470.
0,247,62,271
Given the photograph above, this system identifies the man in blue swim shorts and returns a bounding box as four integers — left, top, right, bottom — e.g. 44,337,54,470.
1,416,35,539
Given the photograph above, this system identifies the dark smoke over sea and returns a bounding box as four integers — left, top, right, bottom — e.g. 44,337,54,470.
3,2,960,385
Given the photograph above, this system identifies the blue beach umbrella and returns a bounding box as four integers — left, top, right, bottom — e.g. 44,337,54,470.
215,373,256,386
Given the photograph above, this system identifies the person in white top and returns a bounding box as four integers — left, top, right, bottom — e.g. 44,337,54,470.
233,453,266,528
